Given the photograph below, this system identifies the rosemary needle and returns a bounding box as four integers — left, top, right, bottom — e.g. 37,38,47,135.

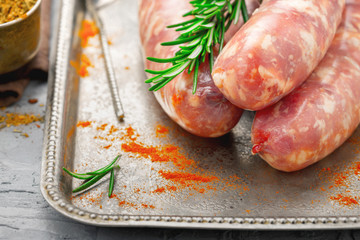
72,171,109,193
86,155,120,175
108,168,115,197
62,168,93,180
145,0,249,94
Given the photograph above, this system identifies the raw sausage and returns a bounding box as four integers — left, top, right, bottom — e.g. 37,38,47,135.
138,0,259,137
251,1,360,172
212,0,345,111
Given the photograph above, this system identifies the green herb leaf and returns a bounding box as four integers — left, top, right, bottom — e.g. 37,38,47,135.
72,171,109,193
62,167,93,180
108,168,115,197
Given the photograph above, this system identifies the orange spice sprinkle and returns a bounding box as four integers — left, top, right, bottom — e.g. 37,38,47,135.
77,121,92,128
152,187,165,194
97,123,108,131
353,162,360,175
334,173,348,187
123,126,138,140
167,186,177,191
141,204,155,209
330,194,358,206
79,20,99,48
103,144,112,149
71,122,250,208
118,200,138,209
158,170,218,184
121,142,194,169
72,191,103,206
108,125,119,135
70,54,94,77
156,124,169,136
28,98,38,104
21,133,29,138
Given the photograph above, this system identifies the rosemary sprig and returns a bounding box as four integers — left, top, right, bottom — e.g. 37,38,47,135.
63,155,121,196
145,0,249,94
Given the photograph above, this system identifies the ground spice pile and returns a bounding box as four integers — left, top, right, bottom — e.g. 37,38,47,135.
0,112,43,128
0,0,37,24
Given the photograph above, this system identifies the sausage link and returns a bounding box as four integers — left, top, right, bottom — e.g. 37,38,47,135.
139,0,259,137
212,0,345,111
251,2,360,172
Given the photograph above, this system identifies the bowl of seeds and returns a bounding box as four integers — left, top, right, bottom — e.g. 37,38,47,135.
0,0,42,75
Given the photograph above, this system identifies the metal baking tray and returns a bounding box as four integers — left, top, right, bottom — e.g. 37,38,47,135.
40,0,360,229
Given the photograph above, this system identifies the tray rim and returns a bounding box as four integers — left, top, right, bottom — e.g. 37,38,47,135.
40,0,360,229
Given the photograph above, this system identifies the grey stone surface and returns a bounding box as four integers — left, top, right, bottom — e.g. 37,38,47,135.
1,81,359,240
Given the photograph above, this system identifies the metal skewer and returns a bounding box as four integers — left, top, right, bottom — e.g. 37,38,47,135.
86,0,125,121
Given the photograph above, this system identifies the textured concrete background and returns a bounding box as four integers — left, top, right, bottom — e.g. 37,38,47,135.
1,80,360,240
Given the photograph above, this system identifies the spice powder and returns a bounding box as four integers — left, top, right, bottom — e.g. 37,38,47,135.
0,0,37,24
72,122,249,210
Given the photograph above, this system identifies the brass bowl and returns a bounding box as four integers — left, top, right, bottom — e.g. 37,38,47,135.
0,0,42,75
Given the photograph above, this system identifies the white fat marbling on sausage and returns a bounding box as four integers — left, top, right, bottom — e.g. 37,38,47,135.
286,0,317,12
344,56,360,71
314,119,326,130
220,41,238,59
321,97,336,114
212,71,225,88
296,150,309,164
300,30,317,69
188,95,201,108
175,76,187,91
299,127,309,133
342,113,352,131
145,15,164,44
261,34,273,50
272,102,282,118
334,134,342,146
316,67,333,80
